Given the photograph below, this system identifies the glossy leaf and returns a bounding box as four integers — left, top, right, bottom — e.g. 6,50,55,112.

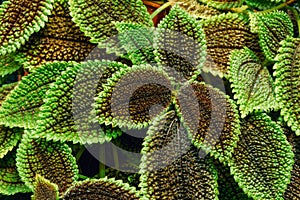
0,126,22,159
249,10,293,61
32,175,59,200
0,52,26,77
230,113,294,200
16,131,78,195
229,47,277,118
0,61,73,128
62,177,141,199
274,37,300,135
0,0,54,56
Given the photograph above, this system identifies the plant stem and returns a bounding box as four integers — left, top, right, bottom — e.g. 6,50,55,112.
150,1,173,19
260,0,295,13
78,174,89,180
75,145,85,162
99,145,106,178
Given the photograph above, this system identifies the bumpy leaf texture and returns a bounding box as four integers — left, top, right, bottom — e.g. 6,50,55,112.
154,5,206,80
62,178,141,199
245,0,285,10
198,0,243,9
0,52,26,77
16,131,78,195
69,0,153,45
0,82,16,106
202,13,261,77
0,126,22,159
139,111,218,199
230,113,294,200
229,47,277,118
0,61,73,129
274,37,300,135
32,175,59,200
176,82,240,163
250,10,294,61
0,0,54,55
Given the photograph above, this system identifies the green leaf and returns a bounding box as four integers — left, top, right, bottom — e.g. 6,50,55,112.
32,175,59,200
249,10,294,61
202,13,261,77
274,37,300,136
0,52,26,77
245,0,284,10
230,113,294,200
36,60,124,144
62,178,141,199
16,131,79,195
0,0,54,56
198,0,243,9
154,5,206,80
69,0,153,45
0,126,22,159
0,82,17,106
0,61,74,129
175,82,240,163
229,47,277,118
94,64,174,129
139,110,219,199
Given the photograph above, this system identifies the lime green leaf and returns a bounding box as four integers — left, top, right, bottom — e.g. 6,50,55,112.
69,0,153,45
16,131,78,195
230,113,294,200
0,61,73,129
154,5,206,80
0,52,26,77
32,175,59,200
95,65,173,129
0,126,22,159
175,82,240,163
202,13,261,77
229,47,277,118
62,177,141,199
139,110,218,199
274,37,300,135
245,0,284,10
36,60,124,144
198,0,243,10
0,82,17,106
249,10,293,61
0,0,54,56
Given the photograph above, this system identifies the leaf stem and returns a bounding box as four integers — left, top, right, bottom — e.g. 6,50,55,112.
99,145,106,178
77,174,89,180
150,2,173,19
259,0,295,13
75,145,85,162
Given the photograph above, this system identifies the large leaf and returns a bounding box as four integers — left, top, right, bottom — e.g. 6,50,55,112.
139,110,218,199
198,0,243,9
249,10,293,61
0,0,54,56
32,175,59,200
0,61,73,128
69,0,153,45
16,131,78,195
154,5,207,80
229,47,277,118
274,37,300,135
0,52,26,77
62,178,141,199
0,126,22,159
230,113,294,200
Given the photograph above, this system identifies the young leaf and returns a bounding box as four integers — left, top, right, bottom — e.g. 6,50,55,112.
154,5,207,80
0,61,74,129
229,47,277,118
274,37,300,135
0,52,26,77
62,178,141,199
139,110,219,199
0,126,22,159
32,175,59,200
0,0,54,56
68,0,153,45
16,131,79,195
198,0,243,10
230,113,294,200
249,10,294,61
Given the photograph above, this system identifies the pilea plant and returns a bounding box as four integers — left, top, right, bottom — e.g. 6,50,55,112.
0,0,299,199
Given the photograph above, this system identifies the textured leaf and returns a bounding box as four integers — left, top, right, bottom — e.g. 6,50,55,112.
0,0,54,55
229,47,277,118
16,131,78,195
32,175,59,200
0,126,22,159
69,0,153,45
36,60,124,144
176,82,240,163
94,65,174,129
230,113,294,200
198,0,243,9
0,82,17,106
249,11,293,61
0,61,73,128
62,178,141,199
274,37,300,135
0,52,26,77
139,110,218,199
202,13,261,77
245,0,284,10
154,5,206,80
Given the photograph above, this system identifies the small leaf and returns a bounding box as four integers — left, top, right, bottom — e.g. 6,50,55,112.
0,0,54,56
229,47,277,118
0,52,26,77
62,178,141,199
0,126,22,159
139,110,218,199
230,113,294,200
16,131,79,195
274,36,300,135
198,0,243,10
249,10,293,61
32,175,59,200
